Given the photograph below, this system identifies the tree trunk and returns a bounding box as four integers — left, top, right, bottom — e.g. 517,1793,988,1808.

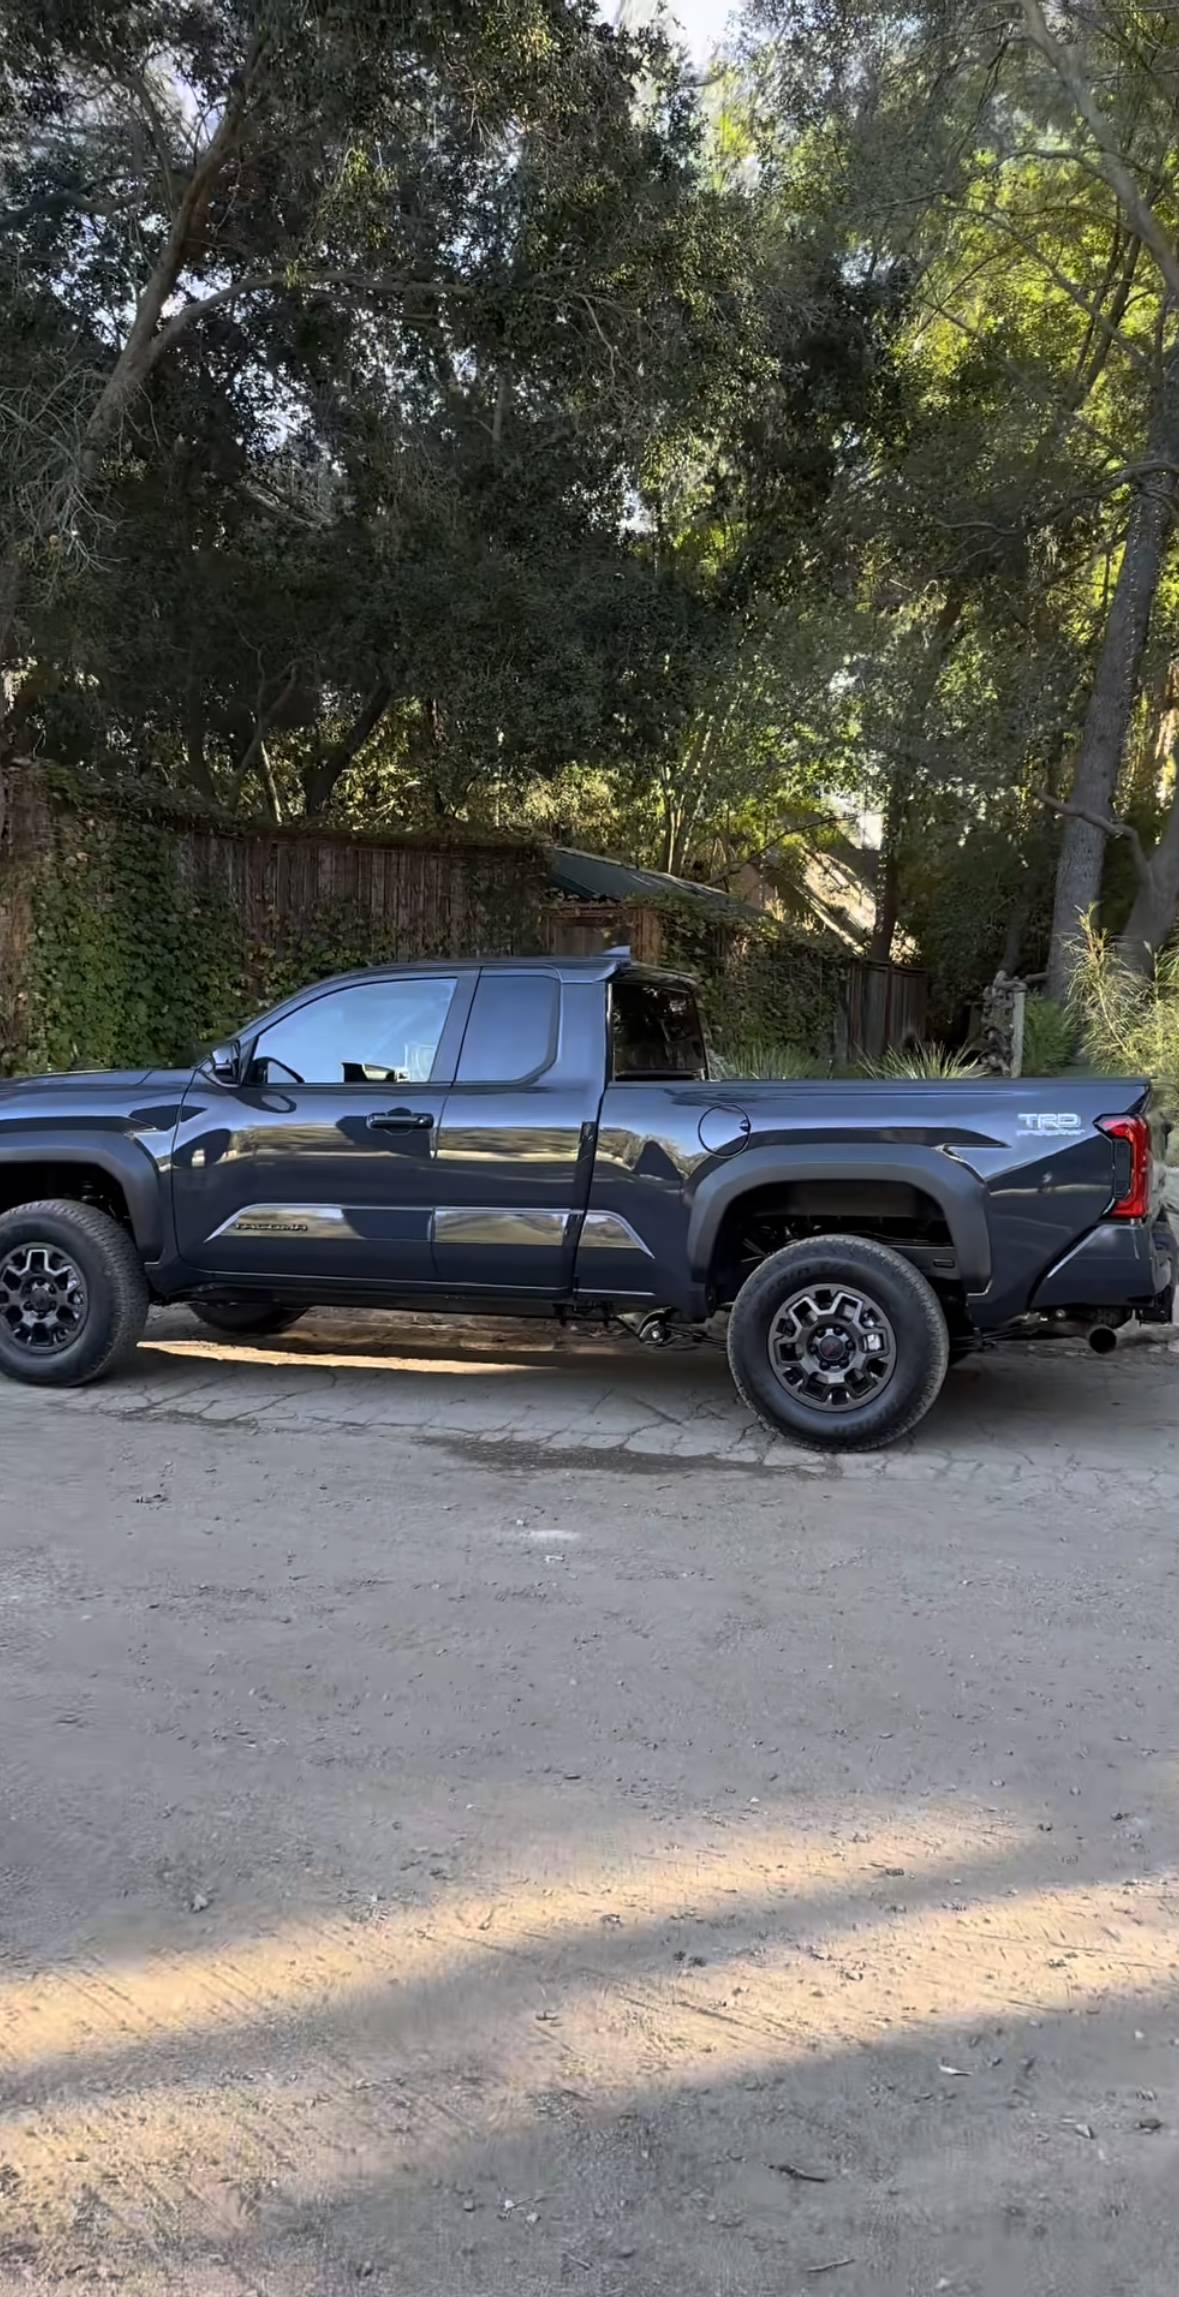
868,805,901,964
255,739,283,824
1119,786,1179,969
302,679,393,815
0,555,21,699
868,586,966,965
0,54,260,748
1046,344,1179,999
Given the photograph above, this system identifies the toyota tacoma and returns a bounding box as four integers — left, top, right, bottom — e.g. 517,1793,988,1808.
0,949,1172,1449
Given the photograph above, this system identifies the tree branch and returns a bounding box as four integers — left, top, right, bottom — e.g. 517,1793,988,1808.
940,197,1152,374
1095,456,1179,494
79,29,270,467
1036,790,1151,883
1020,0,1179,307
302,677,394,815
230,662,299,808
112,59,180,214
150,267,480,362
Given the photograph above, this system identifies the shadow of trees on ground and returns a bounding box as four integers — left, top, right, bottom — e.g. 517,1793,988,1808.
3,1807,1178,2297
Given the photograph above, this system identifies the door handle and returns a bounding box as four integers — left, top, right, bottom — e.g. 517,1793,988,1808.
366,1108,434,1132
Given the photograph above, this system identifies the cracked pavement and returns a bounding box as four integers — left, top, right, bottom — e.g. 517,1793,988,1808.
2,1312,1179,2295
10,1303,1179,1493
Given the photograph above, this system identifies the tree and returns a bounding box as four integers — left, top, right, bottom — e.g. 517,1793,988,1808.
738,0,1179,985
1,0,755,815
1014,1,1179,989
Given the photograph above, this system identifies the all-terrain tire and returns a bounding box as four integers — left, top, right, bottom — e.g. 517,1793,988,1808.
727,1232,949,1453
190,1300,308,1337
0,1198,149,1387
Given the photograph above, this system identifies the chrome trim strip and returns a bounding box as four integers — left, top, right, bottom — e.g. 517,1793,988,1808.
210,1203,372,1241
578,1211,655,1256
432,1207,574,1248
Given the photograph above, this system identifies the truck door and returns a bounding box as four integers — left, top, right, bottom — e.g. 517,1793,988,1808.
173,974,471,1287
431,972,600,1293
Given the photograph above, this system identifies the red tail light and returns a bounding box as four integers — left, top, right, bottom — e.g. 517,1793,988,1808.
1098,1114,1152,1219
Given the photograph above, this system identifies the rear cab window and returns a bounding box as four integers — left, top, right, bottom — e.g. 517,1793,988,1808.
611,978,708,1081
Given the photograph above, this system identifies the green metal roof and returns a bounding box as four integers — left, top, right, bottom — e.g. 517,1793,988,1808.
548,845,756,918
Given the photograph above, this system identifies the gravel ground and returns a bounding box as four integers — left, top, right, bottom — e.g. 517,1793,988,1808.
1,1311,1179,2297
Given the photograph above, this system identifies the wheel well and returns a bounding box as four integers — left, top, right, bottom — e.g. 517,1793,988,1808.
710,1179,962,1312
0,1162,133,1231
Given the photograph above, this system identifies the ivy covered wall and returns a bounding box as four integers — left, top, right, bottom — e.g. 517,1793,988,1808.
0,769,549,1073
0,769,885,1077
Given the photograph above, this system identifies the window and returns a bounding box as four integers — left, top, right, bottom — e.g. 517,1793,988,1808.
612,979,706,1081
250,979,457,1087
457,973,559,1084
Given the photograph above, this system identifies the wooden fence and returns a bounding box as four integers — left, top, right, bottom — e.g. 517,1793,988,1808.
546,896,927,1062
1,767,926,1070
0,767,549,1070
845,957,928,1062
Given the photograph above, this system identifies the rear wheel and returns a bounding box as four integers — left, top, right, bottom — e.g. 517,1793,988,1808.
727,1233,949,1452
0,1200,148,1387
190,1299,308,1337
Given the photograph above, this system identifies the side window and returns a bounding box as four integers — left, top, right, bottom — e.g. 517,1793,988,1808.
250,979,457,1086
457,974,559,1084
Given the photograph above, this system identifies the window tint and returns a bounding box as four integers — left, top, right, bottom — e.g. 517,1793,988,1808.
612,979,706,1081
251,979,457,1086
457,973,558,1083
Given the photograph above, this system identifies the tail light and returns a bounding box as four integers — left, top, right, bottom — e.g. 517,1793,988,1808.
1098,1113,1152,1219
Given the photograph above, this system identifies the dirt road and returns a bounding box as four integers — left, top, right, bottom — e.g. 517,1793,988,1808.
2,1314,1179,2296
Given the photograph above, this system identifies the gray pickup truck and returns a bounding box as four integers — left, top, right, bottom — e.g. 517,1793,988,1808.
0,949,1172,1448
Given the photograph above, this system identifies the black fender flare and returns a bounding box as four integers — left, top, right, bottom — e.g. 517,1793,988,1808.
0,1131,164,1258
687,1142,992,1293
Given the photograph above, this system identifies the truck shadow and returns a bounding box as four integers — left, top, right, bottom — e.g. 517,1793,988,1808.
124,1311,1179,1478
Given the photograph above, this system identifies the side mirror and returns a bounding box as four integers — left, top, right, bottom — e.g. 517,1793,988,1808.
203,1040,242,1085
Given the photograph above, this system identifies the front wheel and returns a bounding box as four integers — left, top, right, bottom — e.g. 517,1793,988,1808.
0,1200,149,1387
727,1234,949,1453
190,1299,309,1337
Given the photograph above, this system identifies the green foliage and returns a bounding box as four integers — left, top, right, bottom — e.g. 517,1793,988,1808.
17,0,1179,1023
1069,919,1179,1112
0,0,764,824
9,784,544,1074
1021,994,1076,1077
655,898,844,1061
710,1034,827,1078
863,1041,985,1080
24,822,251,1071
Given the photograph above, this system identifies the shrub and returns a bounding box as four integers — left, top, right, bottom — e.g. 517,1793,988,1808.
711,1034,827,1079
1020,994,1076,1076
863,1041,985,1080
1069,919,1179,1113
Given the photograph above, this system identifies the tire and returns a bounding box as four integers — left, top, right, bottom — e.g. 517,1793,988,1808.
727,1233,949,1453
0,1199,149,1388
190,1299,308,1337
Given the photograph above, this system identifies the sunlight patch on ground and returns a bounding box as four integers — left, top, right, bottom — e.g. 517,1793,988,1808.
140,1337,532,1376
0,1813,1021,2078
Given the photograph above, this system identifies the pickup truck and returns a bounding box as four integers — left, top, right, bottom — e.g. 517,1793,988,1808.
0,949,1172,1449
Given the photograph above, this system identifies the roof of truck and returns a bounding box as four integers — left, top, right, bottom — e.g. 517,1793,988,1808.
298,947,692,989
237,948,696,1038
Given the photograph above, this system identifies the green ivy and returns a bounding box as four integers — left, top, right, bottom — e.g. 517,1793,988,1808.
653,898,843,1064
4,771,837,1074
22,820,253,1071
8,779,546,1074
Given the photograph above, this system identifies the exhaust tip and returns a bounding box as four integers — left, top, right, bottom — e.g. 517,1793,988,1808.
1088,1324,1119,1355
